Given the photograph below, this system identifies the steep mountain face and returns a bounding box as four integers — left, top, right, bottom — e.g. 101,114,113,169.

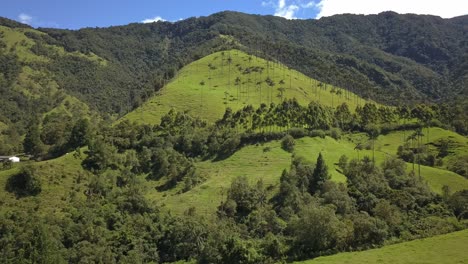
0,12,467,118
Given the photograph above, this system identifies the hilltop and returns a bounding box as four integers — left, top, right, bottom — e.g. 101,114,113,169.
124,49,366,124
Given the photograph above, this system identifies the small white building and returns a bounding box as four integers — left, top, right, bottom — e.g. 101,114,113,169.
9,156,20,163
0,156,20,163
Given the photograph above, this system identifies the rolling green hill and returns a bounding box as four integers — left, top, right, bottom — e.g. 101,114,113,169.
148,133,468,216
295,229,468,264
35,12,468,108
0,152,89,217
124,49,367,124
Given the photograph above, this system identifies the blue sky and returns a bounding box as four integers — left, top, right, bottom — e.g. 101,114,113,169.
2,0,467,29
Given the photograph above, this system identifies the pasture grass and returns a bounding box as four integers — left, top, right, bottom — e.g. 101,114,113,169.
295,229,468,264
123,49,369,125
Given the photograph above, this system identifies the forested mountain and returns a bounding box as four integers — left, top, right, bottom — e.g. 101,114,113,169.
38,11,468,106
1,12,467,121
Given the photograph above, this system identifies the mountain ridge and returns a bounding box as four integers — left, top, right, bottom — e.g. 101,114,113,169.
27,11,468,107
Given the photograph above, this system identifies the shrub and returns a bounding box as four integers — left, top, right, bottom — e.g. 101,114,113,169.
309,130,326,138
6,166,41,197
328,127,342,140
288,127,308,138
281,135,295,152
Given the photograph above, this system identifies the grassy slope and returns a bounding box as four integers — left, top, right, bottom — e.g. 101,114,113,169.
149,133,468,215
124,49,368,125
0,26,98,121
374,127,468,192
295,229,468,264
0,152,89,217
1,129,464,218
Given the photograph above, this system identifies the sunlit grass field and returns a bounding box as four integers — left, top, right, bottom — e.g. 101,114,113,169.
124,49,368,125
295,229,468,264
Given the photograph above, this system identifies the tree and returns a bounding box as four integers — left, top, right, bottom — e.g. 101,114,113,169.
357,103,379,127
448,190,468,220
289,204,344,258
309,152,330,194
6,166,41,197
218,176,266,220
338,154,348,171
281,134,295,152
411,104,434,143
68,118,91,149
365,124,380,164
335,103,353,130
23,123,45,158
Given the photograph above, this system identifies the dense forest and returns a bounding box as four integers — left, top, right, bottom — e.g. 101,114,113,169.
1,12,467,154
1,105,468,263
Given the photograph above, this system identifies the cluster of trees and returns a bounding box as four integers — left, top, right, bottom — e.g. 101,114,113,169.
215,154,465,262
2,101,467,263
3,152,465,263
216,100,458,137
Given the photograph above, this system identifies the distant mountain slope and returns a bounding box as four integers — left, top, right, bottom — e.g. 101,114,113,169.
32,11,467,111
1,12,467,123
0,24,96,154
123,49,367,124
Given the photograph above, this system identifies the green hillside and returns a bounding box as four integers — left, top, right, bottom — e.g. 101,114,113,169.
296,229,468,264
0,152,89,217
0,25,97,155
148,133,468,216
124,49,367,124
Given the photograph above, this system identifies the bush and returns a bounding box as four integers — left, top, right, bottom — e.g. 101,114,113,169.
281,135,295,152
328,128,342,140
6,166,41,197
309,130,326,138
288,127,308,138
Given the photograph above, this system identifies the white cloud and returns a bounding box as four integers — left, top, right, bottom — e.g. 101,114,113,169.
18,13,32,24
262,1,274,7
316,0,468,19
141,16,166,23
301,1,315,8
271,0,316,19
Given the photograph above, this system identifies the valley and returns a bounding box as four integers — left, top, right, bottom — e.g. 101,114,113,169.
0,11,467,264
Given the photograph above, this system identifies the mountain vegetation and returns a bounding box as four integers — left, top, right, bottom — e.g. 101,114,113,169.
0,11,467,264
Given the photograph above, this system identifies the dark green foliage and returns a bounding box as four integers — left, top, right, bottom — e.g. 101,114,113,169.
37,12,467,108
448,155,468,179
82,138,117,172
335,103,353,130
320,181,355,215
448,190,468,219
0,107,464,263
147,147,199,190
5,166,41,197
345,157,388,212
289,204,344,259
218,176,266,220
338,154,348,171
23,121,45,158
348,211,388,248
281,134,295,152
310,153,330,194
68,118,91,150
